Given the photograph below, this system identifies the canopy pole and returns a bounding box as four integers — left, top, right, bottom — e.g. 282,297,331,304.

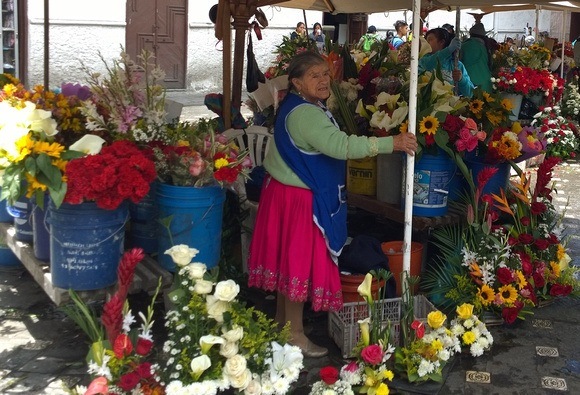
303,9,309,36
44,0,49,88
222,2,232,129
561,11,566,79
402,0,421,304
535,6,540,41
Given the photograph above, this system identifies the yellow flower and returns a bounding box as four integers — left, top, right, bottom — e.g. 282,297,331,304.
357,273,374,303
498,284,518,305
462,331,477,345
3,83,18,96
478,284,495,306
375,382,390,395
556,244,566,260
549,261,561,278
456,303,474,320
358,317,371,346
431,338,443,352
427,310,446,329
511,121,522,134
469,99,484,114
32,140,65,158
214,157,230,170
177,139,190,147
482,91,495,103
515,270,527,290
14,134,34,162
399,120,408,134
419,115,439,135
24,174,48,197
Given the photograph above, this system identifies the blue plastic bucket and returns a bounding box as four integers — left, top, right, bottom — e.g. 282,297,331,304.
412,153,456,217
127,182,158,254
156,184,226,272
6,198,33,242
47,201,128,290
465,158,511,197
31,194,50,261
0,195,12,223
0,246,20,267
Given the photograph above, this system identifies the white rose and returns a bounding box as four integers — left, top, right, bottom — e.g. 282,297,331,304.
206,295,230,323
224,354,247,378
193,279,214,295
220,342,239,358
164,245,199,267
222,326,244,343
214,279,240,302
230,369,252,390
190,355,211,378
186,262,207,279
244,379,262,395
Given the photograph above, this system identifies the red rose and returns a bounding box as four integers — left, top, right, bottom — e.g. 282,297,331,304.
496,267,514,285
548,233,559,244
502,300,524,324
136,362,154,379
360,344,384,365
520,216,531,226
534,238,550,251
319,366,339,385
531,202,547,215
550,283,573,297
113,333,133,359
136,337,154,356
118,372,141,391
518,233,534,245
508,235,518,246
517,252,533,276
441,114,464,133
533,271,546,288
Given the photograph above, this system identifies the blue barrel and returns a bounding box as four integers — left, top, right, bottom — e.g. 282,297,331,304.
0,196,12,223
412,153,456,217
31,194,51,261
0,246,20,267
127,182,158,254
156,184,226,272
465,158,511,197
47,201,128,290
6,198,33,242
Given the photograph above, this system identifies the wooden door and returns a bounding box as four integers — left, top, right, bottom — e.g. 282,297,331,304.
126,0,188,89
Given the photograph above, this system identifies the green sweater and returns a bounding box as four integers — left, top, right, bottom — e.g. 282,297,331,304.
264,104,394,189
460,38,492,92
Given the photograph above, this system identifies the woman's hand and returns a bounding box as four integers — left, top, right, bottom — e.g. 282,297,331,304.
392,133,418,155
452,69,463,82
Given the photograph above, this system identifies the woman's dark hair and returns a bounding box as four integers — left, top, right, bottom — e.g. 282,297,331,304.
394,20,408,32
313,22,322,30
286,51,326,91
296,22,304,28
425,27,451,47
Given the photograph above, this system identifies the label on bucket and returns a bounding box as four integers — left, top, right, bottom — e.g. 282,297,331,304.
413,169,449,208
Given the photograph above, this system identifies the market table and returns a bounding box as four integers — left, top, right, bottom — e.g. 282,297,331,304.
0,222,173,306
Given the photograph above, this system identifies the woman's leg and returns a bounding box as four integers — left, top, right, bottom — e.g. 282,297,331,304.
284,296,328,357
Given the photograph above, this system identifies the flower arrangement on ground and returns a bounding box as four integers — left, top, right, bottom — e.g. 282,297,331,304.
80,48,170,144
152,118,251,187
532,105,580,160
309,366,354,395
449,303,493,357
65,248,165,395
64,139,157,210
492,157,579,303
561,75,580,125
161,245,303,395
491,66,564,106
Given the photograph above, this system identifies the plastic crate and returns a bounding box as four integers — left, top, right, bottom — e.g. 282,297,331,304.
328,295,436,358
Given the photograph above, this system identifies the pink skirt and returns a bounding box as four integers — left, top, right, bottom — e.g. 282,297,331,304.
247,176,343,312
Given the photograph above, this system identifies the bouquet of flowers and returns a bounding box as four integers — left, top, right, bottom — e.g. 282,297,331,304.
492,157,579,303
532,105,580,160
309,366,354,395
65,248,165,395
518,43,552,70
561,75,580,124
394,310,461,383
264,34,318,79
463,88,513,132
64,139,157,210
492,67,564,106
449,303,493,357
152,119,251,187
80,48,170,144
161,245,303,395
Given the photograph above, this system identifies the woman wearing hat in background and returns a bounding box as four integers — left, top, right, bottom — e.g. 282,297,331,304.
460,22,494,92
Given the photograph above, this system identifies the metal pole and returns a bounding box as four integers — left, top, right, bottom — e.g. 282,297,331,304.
44,0,49,88
561,11,566,79
402,0,421,304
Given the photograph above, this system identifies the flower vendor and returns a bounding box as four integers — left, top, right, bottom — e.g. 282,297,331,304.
460,23,495,93
419,28,474,97
247,51,418,358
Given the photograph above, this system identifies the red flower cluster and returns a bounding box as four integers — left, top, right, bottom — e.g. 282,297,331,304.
64,140,157,210
494,67,564,105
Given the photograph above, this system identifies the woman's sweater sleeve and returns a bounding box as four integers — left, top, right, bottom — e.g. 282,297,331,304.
287,104,394,159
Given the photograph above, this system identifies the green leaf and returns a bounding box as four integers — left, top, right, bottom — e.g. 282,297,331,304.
35,153,62,190
61,149,86,160
48,185,66,208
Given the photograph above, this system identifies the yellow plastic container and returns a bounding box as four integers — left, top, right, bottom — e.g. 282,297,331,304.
346,157,377,196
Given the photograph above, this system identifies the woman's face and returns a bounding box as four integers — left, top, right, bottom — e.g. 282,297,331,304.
296,24,305,33
426,33,444,53
292,63,331,103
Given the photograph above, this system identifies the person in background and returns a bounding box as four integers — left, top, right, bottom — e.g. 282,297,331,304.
357,25,380,52
441,23,455,38
309,22,325,52
419,27,474,97
391,20,409,49
290,22,306,40
247,51,417,358
460,22,494,92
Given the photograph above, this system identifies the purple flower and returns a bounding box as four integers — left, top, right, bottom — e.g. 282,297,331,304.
60,83,92,100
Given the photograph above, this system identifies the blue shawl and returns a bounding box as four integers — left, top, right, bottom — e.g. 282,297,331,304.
274,93,347,262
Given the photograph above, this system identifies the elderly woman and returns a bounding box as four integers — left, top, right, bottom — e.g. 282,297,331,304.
247,51,417,357
419,27,474,97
